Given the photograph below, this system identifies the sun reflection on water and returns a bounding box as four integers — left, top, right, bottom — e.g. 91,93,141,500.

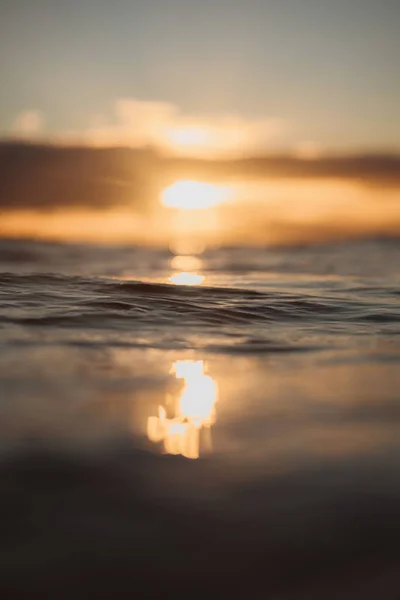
147,360,218,460
169,272,205,286
168,255,206,286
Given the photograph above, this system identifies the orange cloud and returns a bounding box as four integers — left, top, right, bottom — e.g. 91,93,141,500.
29,98,288,157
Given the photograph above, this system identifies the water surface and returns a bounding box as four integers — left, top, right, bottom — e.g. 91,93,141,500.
0,237,400,598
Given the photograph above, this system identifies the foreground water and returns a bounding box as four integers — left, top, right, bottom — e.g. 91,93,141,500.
0,237,400,598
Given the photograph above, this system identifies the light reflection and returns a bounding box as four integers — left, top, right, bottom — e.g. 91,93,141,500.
161,180,232,210
170,255,203,272
169,240,205,256
168,255,205,286
169,272,205,286
147,360,218,460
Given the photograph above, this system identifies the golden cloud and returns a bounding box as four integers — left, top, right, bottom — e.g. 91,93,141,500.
32,98,288,156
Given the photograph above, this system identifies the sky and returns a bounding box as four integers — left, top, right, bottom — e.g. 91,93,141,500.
0,0,399,154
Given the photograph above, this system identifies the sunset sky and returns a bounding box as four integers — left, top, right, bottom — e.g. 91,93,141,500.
0,0,399,155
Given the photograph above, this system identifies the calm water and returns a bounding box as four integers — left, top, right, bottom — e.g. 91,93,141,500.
1,237,400,598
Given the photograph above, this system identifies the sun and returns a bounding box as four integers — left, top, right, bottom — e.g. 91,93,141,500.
161,180,232,210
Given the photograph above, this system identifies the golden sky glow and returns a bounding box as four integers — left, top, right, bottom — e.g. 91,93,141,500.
1,179,399,247
163,126,216,152
161,180,233,210
2,3,399,152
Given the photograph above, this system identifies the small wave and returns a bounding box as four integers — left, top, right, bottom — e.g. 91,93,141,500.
1,273,399,337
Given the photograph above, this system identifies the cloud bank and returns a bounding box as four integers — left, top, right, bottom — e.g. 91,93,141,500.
9,99,288,157
0,143,399,214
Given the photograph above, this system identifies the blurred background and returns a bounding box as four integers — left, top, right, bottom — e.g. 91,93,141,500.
0,0,399,248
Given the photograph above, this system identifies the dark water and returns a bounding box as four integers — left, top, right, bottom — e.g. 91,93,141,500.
1,237,400,598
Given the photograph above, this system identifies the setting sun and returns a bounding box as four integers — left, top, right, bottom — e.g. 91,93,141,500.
161,180,232,210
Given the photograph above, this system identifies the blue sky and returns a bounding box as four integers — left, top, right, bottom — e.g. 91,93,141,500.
0,0,398,152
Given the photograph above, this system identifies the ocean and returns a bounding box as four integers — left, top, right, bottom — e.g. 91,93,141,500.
1,236,400,598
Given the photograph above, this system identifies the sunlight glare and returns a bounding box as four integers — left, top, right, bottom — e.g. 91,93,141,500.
161,180,232,210
147,360,218,460
169,272,205,286
168,255,205,286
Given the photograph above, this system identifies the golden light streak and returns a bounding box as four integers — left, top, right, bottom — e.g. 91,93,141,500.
147,360,218,460
168,256,205,286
